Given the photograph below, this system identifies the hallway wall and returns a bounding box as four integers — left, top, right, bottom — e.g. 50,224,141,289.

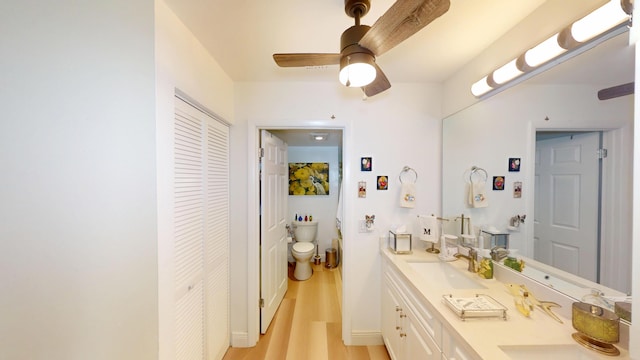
1,1,158,359
231,81,442,345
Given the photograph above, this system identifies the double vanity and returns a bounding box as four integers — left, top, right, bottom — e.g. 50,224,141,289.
381,247,630,359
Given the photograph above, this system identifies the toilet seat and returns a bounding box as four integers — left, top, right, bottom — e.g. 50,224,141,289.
292,242,314,253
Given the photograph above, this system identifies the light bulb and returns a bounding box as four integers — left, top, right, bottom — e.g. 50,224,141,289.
471,76,493,97
339,62,376,87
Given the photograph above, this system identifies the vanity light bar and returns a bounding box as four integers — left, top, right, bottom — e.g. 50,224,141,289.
471,0,632,98
523,33,567,68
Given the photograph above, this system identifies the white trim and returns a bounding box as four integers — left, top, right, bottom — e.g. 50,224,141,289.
348,331,384,346
230,331,250,348
246,121,260,346
174,89,230,126
246,120,351,346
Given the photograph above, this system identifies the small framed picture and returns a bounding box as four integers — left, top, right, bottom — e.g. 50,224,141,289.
493,176,505,191
509,158,521,172
514,181,522,198
358,181,366,198
361,157,372,171
377,176,388,190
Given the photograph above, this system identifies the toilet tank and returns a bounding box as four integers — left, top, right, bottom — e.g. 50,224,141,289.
293,221,318,242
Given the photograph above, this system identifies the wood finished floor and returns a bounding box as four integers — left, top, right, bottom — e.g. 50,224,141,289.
222,262,390,360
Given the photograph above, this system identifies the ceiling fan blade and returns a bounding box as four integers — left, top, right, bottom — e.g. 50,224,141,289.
598,82,634,100
363,63,391,97
359,0,450,56
273,53,341,67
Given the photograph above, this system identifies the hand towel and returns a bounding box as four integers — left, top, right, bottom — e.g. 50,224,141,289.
417,215,438,242
471,181,488,208
400,183,416,208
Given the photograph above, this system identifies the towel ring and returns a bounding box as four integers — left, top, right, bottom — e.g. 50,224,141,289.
469,166,488,183
399,166,418,184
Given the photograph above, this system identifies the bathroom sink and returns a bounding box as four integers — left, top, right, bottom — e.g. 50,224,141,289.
499,344,600,360
407,261,486,289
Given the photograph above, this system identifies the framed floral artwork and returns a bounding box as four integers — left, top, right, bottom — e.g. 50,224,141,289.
288,162,330,195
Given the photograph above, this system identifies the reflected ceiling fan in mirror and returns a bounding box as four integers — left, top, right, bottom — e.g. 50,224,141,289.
597,82,634,100
273,0,450,97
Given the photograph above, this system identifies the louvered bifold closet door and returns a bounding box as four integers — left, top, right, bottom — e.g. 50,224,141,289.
204,115,229,360
174,96,229,360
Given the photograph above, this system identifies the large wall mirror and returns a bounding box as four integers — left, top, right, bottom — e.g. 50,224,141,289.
442,31,634,313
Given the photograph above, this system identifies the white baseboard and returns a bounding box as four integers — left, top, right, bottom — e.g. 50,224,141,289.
348,330,384,346
230,331,252,348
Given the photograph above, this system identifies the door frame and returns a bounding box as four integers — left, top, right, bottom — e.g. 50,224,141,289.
246,121,351,346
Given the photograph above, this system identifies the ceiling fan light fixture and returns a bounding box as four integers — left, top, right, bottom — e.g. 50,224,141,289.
339,52,376,88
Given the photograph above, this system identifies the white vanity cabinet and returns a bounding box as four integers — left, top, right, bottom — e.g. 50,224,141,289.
441,326,476,360
382,270,440,359
382,256,478,360
381,278,403,359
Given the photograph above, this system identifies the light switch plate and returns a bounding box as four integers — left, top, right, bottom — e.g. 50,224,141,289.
358,220,368,233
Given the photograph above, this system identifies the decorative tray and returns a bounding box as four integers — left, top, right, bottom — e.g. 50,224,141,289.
442,294,507,321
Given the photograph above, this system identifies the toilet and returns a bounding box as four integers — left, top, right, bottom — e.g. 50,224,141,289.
291,220,318,280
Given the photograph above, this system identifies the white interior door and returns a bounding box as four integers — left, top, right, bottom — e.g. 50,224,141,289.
534,132,600,282
260,130,288,334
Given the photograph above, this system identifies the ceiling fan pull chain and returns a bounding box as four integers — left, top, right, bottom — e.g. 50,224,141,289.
345,56,352,87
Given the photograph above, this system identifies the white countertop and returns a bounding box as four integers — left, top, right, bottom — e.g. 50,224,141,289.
381,247,630,360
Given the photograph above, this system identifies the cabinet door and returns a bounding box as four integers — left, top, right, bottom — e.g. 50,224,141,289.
403,312,440,360
382,278,402,360
442,327,477,360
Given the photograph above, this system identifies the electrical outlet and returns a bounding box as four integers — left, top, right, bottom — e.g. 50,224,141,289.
358,220,368,233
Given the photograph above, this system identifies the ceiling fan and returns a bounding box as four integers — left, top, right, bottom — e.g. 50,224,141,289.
597,82,634,100
273,0,450,97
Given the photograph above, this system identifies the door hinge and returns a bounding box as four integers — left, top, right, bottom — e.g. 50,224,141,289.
258,147,265,159
259,298,265,308
598,148,608,159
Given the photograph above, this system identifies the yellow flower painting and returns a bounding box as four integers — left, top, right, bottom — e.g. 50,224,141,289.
289,162,330,195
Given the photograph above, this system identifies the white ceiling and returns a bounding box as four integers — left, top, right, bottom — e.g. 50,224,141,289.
163,0,551,84
163,0,633,87
162,0,634,146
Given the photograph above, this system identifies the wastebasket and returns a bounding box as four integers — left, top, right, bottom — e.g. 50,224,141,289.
325,248,337,268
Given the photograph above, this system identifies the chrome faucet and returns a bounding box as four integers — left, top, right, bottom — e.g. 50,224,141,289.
490,246,509,261
455,244,478,273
